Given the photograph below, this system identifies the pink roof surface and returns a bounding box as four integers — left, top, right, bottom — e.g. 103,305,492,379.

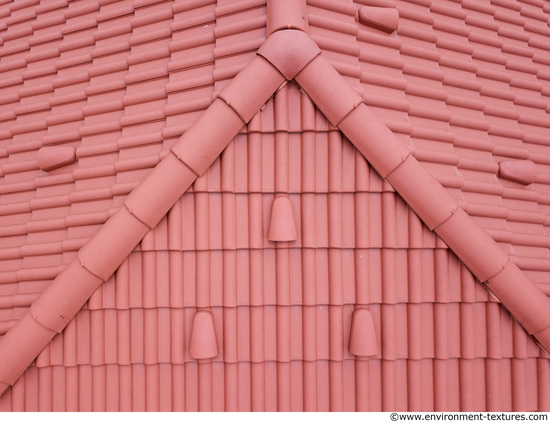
0,0,550,412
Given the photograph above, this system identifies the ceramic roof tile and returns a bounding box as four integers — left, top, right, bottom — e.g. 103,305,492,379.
2,0,550,411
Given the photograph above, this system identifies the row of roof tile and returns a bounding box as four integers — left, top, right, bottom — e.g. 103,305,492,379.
1,358,548,411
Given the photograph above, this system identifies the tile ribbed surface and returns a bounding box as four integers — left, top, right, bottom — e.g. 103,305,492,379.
0,0,549,412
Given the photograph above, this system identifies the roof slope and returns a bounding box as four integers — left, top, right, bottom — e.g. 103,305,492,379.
0,0,544,412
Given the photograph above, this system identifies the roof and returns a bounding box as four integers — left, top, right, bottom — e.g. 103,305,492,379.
0,0,550,411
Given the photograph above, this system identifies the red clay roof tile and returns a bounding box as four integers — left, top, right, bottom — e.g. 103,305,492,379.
296,56,363,126
189,310,218,359
258,30,320,80
2,0,550,411
349,308,378,357
358,6,399,34
499,159,538,184
266,0,308,35
218,56,285,122
267,195,297,242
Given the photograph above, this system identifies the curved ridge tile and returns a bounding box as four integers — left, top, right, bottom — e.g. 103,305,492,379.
266,0,308,35
488,263,550,338
295,54,363,126
170,99,244,177
338,103,410,178
435,209,508,282
386,155,458,230
124,154,197,229
218,55,285,122
257,29,321,81
30,260,103,333
77,207,150,282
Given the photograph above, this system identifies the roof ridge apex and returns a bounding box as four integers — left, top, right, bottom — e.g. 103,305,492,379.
257,29,321,80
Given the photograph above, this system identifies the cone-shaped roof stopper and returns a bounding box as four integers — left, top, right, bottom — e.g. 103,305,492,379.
498,160,537,185
268,194,297,241
37,146,77,172
358,6,399,34
349,308,379,357
189,310,218,359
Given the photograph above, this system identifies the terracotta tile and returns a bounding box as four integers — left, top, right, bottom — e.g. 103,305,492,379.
35,337,51,367
178,252,195,307
131,364,146,412
142,308,158,365
126,252,142,309
167,308,184,365
7,376,22,411
155,363,171,411
101,310,118,364
180,361,197,411
114,309,130,366
61,365,77,411
60,317,75,367
103,364,118,411
130,308,144,364
21,366,39,412
36,366,52,411
141,252,156,308
76,365,92,411
212,362,227,411
89,309,104,366
144,364,159,411
48,366,65,412
90,365,105,411
219,306,243,362
2,0,550,411
48,331,64,367
75,310,90,365
116,364,131,411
